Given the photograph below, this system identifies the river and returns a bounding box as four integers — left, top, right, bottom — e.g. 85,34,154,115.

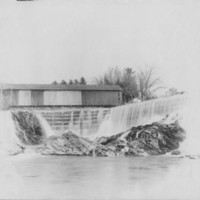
1,155,200,199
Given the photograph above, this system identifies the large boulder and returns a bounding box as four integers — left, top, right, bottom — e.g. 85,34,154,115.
40,130,95,155
12,111,46,145
96,116,186,156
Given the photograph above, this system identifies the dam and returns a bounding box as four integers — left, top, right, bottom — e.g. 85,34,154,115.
36,107,110,135
0,83,188,137
8,93,187,137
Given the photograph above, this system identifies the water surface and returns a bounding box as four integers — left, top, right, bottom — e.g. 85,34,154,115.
1,155,200,199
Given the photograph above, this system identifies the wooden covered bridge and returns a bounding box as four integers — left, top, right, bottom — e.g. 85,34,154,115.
0,84,122,135
0,84,122,108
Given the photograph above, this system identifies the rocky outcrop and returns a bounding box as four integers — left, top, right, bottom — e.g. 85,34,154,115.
40,115,186,157
39,130,95,155
12,111,46,145
94,121,185,156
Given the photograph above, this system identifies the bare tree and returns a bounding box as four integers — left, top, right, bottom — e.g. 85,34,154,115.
137,67,161,101
93,76,104,85
104,67,122,85
165,87,185,96
94,66,122,85
94,66,138,103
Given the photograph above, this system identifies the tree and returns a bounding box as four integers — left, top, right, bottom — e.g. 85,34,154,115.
137,67,161,101
80,77,87,85
94,66,122,85
52,81,58,85
104,67,122,85
120,68,138,103
60,80,67,85
74,79,79,85
93,66,162,103
165,87,184,96
94,66,138,103
68,80,73,85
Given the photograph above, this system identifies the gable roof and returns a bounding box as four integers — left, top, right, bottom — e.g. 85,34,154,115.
1,84,122,91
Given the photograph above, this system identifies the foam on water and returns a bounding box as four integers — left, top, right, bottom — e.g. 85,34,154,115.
178,92,200,155
0,111,56,155
0,111,21,155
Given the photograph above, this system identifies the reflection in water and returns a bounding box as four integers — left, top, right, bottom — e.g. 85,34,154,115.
1,156,200,199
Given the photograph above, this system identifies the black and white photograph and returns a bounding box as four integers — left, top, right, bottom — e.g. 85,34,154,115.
0,0,200,199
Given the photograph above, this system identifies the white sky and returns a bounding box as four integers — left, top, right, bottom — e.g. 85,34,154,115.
0,0,200,92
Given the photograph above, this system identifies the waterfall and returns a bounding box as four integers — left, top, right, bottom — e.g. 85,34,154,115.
0,111,20,155
38,108,110,136
0,110,56,155
36,114,55,137
0,93,199,156
178,92,200,155
97,94,188,136
0,111,18,143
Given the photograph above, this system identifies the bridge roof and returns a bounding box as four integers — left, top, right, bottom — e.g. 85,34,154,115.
1,84,122,91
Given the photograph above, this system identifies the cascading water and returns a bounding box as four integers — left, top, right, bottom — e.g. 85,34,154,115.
0,110,56,155
178,92,200,155
0,93,199,156
0,111,21,155
38,108,110,136
97,94,188,137
36,114,55,137
0,111,18,143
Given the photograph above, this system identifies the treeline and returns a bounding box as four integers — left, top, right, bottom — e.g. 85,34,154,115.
93,66,161,103
52,77,87,85
51,66,164,103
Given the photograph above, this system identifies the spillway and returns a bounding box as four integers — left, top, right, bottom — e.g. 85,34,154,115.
97,94,188,136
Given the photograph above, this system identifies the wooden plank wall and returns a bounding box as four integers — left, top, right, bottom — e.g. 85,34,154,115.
31,90,44,106
82,91,122,106
2,90,18,108
18,91,31,105
4,89,122,107
43,91,82,105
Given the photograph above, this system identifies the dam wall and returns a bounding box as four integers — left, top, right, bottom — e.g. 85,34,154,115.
35,108,110,136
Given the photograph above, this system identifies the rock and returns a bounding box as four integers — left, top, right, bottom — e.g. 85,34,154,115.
171,150,181,155
95,115,186,156
89,145,115,157
40,130,95,155
40,114,186,157
12,111,46,145
126,148,149,157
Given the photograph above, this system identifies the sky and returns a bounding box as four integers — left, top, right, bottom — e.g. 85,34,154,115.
0,0,200,92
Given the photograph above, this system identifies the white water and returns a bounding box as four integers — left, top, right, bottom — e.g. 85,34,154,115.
0,96,200,199
96,92,200,156
0,93,199,156
178,92,200,155
36,114,55,137
0,111,21,155
0,111,54,155
97,94,187,136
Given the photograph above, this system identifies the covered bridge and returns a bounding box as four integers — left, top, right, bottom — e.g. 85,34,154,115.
0,84,122,108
